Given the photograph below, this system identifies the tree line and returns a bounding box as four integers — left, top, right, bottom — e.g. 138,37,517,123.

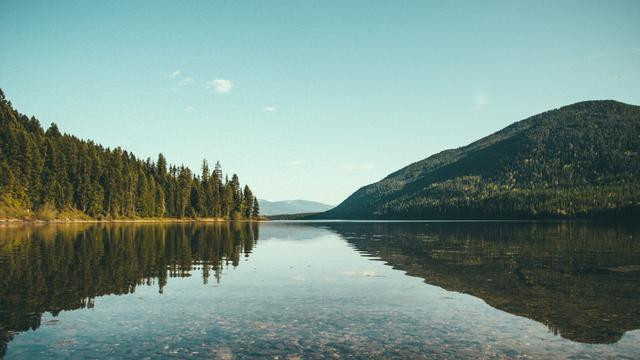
0,89,259,219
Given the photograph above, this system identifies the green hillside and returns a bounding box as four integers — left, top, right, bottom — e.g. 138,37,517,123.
318,100,640,219
0,89,259,220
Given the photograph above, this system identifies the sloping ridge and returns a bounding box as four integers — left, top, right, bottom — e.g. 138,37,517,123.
258,199,333,216
319,100,640,219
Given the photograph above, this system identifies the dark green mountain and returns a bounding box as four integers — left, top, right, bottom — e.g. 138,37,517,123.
319,100,640,219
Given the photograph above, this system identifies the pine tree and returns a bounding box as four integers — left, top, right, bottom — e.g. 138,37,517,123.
242,185,254,219
157,153,167,178
252,197,260,219
230,174,242,217
177,166,192,217
222,183,234,218
211,162,223,217
201,160,212,217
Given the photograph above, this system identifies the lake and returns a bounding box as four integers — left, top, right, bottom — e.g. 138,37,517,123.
1,221,639,359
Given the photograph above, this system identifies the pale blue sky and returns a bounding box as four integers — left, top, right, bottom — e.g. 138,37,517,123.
1,1,639,204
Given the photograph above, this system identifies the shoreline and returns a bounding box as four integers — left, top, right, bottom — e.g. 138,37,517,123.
0,217,268,224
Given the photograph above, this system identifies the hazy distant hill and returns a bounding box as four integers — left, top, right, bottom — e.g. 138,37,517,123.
259,199,333,216
317,100,640,219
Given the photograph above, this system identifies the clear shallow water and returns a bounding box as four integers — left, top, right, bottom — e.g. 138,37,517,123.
0,221,639,359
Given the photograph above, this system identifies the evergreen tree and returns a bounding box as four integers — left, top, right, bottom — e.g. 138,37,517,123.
0,89,258,220
252,197,260,219
157,153,167,177
242,185,254,219
201,159,212,217
230,174,242,217
222,183,234,218
211,162,223,217
177,166,192,217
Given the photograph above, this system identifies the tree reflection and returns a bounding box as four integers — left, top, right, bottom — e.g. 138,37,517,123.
0,222,259,357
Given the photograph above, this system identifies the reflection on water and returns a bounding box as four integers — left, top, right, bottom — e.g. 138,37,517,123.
327,221,640,344
0,221,639,359
0,223,259,357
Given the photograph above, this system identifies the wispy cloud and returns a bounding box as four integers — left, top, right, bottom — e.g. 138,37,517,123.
287,160,305,166
340,164,375,171
167,70,194,87
472,92,489,108
207,79,233,94
263,106,277,112
185,106,194,113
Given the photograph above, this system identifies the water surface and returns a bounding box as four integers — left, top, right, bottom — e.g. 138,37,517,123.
0,221,639,359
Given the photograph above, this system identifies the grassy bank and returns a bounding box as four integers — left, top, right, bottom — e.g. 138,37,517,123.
0,202,266,223
0,217,268,224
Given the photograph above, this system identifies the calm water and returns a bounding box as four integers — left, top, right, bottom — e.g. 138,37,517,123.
1,221,639,359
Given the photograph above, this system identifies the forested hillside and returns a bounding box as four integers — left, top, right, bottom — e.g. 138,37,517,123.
0,89,259,220
319,100,640,219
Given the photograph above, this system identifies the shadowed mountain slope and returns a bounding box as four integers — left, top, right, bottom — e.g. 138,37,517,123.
318,100,640,219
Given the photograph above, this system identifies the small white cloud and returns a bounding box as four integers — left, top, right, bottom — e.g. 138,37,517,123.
208,79,233,94
472,92,489,107
263,106,277,112
287,160,305,166
185,106,194,113
340,164,375,171
168,70,181,78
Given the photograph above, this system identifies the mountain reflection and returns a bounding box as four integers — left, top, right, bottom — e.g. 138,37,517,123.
0,222,259,357
2,221,639,358
325,221,640,345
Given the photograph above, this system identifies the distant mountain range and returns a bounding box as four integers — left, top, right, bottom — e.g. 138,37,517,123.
259,199,333,216
315,100,640,219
